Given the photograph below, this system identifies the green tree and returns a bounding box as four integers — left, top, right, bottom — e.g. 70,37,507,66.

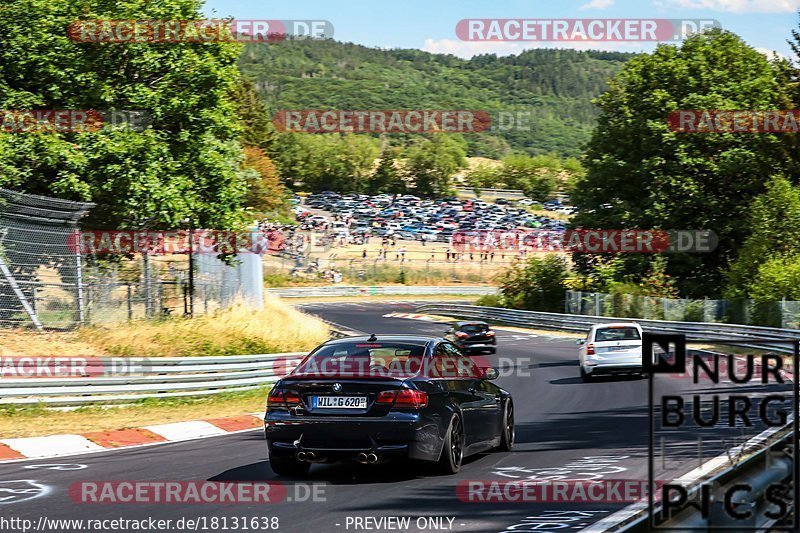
404,135,467,195
497,255,569,312
501,153,557,200
367,148,406,194
242,146,288,215
234,78,280,155
464,163,501,193
572,29,796,297
0,0,249,229
726,176,800,298
639,256,679,298
747,256,800,302
274,133,379,192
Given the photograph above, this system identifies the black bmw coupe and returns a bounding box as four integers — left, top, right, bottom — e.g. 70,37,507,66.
264,335,514,476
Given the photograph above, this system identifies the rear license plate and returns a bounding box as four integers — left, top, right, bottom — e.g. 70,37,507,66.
605,346,630,352
311,396,367,409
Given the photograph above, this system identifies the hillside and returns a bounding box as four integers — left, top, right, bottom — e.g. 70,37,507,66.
238,39,635,158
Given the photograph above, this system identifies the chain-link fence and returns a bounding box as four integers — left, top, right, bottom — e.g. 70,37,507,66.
0,188,95,330
565,290,800,328
0,188,263,330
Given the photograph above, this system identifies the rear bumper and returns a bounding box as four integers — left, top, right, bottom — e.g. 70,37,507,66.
458,340,496,350
264,412,442,462
584,362,642,375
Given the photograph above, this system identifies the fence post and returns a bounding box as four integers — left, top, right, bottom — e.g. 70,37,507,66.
143,252,152,318
127,284,133,320
85,284,92,324
75,231,85,325
781,298,787,329
594,292,600,316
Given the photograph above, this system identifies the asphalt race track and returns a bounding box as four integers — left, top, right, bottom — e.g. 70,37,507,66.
0,301,789,533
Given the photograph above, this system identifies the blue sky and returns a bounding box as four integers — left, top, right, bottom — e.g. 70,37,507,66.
202,0,799,59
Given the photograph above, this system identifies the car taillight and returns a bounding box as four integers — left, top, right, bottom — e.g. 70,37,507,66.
268,388,284,405
375,389,427,409
586,344,595,355
268,389,302,408
375,391,397,404
284,391,302,406
455,332,468,338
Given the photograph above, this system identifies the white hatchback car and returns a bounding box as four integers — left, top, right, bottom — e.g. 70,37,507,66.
577,323,644,382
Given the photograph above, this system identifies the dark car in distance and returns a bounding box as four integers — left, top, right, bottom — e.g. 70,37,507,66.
264,335,514,476
445,321,497,354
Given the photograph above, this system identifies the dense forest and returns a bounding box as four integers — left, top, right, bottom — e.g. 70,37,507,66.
239,39,634,158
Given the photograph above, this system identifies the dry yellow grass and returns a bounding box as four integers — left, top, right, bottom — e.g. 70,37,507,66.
0,297,329,358
0,389,268,439
0,330,109,357
77,297,330,357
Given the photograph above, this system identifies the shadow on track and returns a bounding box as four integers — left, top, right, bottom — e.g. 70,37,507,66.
550,374,645,385
209,453,489,485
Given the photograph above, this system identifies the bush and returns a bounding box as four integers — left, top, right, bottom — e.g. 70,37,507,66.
475,293,503,307
497,255,569,312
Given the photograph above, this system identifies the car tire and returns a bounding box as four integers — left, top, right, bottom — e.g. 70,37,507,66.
497,401,514,452
580,366,592,383
268,451,311,477
436,414,463,475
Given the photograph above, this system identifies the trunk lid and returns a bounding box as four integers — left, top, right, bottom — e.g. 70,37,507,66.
275,377,408,417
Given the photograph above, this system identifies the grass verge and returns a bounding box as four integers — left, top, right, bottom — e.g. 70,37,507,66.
77,297,330,357
0,387,269,439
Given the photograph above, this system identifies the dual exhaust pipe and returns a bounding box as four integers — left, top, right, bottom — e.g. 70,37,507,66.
357,452,379,464
296,451,320,462
296,451,378,464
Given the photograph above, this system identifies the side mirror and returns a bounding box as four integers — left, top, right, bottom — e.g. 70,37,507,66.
576,339,585,345
483,367,499,380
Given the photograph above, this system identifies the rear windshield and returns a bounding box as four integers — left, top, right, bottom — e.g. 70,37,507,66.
292,341,426,378
594,327,641,342
460,324,489,333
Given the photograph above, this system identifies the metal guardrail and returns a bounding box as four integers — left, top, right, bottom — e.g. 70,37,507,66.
0,352,306,407
602,420,795,532
414,304,800,352
453,187,526,199
267,285,498,298
415,303,798,530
